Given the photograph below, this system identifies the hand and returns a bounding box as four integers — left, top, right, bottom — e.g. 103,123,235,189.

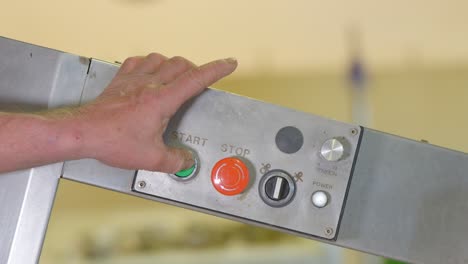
76,54,237,173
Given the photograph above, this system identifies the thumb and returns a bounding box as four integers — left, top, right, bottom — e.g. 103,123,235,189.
156,147,195,173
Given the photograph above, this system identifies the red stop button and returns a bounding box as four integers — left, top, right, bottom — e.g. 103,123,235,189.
211,157,250,196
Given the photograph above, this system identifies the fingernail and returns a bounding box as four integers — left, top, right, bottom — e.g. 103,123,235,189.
225,57,238,64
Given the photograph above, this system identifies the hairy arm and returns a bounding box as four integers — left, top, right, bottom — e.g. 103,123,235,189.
0,111,85,172
0,54,237,173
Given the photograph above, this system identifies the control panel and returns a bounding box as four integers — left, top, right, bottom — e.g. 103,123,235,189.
133,89,361,240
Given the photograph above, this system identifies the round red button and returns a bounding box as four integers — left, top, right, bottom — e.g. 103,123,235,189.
211,157,250,196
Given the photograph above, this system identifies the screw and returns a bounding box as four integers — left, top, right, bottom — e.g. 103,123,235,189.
351,128,358,136
325,227,334,237
137,181,146,189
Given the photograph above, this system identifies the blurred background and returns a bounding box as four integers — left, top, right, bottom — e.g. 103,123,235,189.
1,0,467,263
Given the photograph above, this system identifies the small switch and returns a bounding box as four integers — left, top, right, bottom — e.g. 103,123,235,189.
259,170,296,207
320,138,347,161
312,191,329,208
265,176,290,201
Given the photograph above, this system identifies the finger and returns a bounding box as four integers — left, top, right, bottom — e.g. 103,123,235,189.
155,56,196,83
117,56,145,74
160,57,238,116
155,147,194,173
133,53,168,74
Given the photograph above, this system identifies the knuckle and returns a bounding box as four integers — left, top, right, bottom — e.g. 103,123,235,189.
123,56,139,66
171,56,192,67
171,55,185,62
147,52,164,61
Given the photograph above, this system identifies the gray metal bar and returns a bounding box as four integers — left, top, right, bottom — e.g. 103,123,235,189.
0,36,89,264
0,165,62,264
338,129,468,264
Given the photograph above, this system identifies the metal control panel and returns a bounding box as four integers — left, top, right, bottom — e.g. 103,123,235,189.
133,89,361,240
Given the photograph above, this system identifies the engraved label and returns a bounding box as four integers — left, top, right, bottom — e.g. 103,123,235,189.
221,144,228,152
220,143,251,157
171,131,208,147
312,181,333,190
317,167,338,176
294,172,304,182
244,149,251,156
260,163,271,174
235,147,244,156
179,132,186,139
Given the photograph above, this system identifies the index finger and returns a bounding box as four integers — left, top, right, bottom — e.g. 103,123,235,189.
160,57,238,116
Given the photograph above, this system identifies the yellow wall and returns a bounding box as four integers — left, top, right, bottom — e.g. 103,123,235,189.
1,0,468,73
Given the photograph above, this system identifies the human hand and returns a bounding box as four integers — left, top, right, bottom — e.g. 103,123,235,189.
76,54,237,173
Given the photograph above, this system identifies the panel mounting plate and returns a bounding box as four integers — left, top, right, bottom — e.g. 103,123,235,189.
133,89,361,240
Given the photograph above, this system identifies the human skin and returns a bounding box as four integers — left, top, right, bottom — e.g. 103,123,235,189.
0,53,237,173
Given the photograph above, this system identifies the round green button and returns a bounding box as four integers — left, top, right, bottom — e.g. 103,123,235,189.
175,164,196,178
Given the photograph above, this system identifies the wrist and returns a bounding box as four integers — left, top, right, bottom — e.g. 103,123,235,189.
41,108,89,161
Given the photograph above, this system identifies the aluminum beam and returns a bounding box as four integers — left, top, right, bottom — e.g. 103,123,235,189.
0,37,88,264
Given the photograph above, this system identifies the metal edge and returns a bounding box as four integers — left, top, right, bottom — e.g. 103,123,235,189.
335,126,365,239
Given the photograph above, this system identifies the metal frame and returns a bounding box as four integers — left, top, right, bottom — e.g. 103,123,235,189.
1,37,467,264
0,37,89,264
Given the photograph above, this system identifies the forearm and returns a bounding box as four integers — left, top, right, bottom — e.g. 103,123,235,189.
0,54,236,174
0,111,85,173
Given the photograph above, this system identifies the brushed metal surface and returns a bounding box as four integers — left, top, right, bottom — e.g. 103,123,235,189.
0,36,88,264
133,88,361,240
79,59,118,104
337,129,468,264
0,37,88,111
0,166,63,264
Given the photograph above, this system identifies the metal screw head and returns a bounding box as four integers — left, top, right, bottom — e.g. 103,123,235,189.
137,181,146,189
351,128,358,136
325,227,334,237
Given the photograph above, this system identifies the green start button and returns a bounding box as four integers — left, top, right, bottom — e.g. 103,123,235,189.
171,152,199,181
175,164,196,178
